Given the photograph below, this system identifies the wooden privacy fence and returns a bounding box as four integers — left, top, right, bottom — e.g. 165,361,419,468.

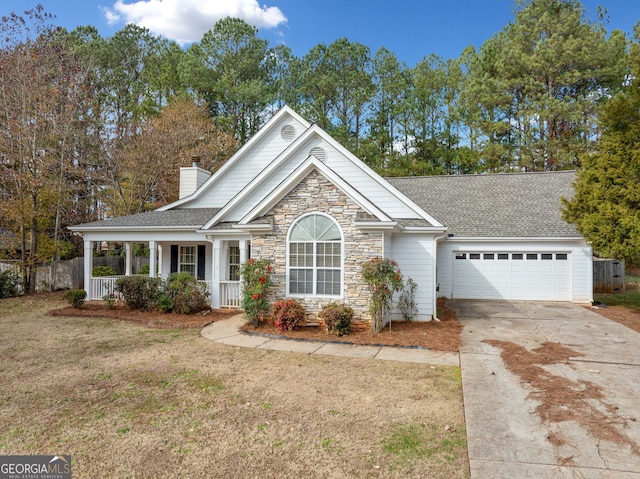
593,258,625,293
92,256,149,275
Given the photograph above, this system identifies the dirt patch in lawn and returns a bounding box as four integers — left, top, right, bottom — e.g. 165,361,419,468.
0,293,468,479
49,301,237,329
485,340,640,462
589,305,640,334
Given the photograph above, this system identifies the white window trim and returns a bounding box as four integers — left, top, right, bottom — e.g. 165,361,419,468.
286,212,344,298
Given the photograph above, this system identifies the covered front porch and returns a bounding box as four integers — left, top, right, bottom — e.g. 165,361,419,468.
81,236,250,309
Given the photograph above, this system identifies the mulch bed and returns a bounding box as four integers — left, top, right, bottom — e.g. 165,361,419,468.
240,298,462,352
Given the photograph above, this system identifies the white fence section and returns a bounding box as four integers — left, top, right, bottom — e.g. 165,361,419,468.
220,281,241,308
89,276,124,301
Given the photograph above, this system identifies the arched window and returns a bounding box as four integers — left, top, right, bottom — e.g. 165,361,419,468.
288,214,342,296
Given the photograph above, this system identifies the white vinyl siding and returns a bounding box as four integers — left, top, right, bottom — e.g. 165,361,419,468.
390,234,436,321
186,116,308,209
209,136,428,223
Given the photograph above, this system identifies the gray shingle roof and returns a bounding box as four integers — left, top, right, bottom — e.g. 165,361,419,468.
70,208,220,229
386,171,580,237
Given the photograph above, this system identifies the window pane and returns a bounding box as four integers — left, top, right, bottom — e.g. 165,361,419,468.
288,214,342,297
527,253,538,260
484,253,494,260
290,243,313,267
556,253,568,260
541,253,553,260
179,246,196,277
470,253,480,260
498,253,509,260
229,246,240,281
317,242,341,268
317,269,340,295
317,219,340,240
512,253,523,260
290,216,314,241
289,269,313,294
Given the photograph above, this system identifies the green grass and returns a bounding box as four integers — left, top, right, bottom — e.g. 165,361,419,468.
595,272,640,309
382,420,467,469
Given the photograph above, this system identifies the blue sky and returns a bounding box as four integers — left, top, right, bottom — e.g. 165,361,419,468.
5,0,640,66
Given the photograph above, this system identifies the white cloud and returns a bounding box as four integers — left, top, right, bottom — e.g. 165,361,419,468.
103,0,287,45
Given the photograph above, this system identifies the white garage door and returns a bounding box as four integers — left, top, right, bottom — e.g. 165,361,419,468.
452,252,571,301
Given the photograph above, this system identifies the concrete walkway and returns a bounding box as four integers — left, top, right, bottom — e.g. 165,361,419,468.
200,314,460,367
451,300,640,479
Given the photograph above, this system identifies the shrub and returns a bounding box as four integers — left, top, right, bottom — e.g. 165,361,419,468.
92,265,118,277
163,272,209,314
319,303,353,336
62,289,87,308
398,278,418,322
270,299,306,331
361,257,404,334
115,276,161,310
0,270,19,299
138,264,150,275
239,258,274,326
157,293,173,313
102,292,118,309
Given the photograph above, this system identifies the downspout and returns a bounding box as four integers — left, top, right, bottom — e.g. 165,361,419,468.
432,230,448,322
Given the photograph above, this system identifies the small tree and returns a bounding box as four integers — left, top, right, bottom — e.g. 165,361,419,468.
361,257,403,333
239,258,273,327
397,277,418,322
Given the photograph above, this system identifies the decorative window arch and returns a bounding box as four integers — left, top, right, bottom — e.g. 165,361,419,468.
287,213,342,296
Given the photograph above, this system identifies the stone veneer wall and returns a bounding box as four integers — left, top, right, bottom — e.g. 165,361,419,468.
250,169,382,322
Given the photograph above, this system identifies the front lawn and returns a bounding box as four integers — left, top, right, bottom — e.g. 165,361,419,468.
0,293,469,478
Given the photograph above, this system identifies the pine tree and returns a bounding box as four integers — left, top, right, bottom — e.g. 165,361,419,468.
562,23,640,264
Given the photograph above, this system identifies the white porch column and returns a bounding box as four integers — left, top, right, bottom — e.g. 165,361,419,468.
83,239,92,299
124,242,132,276
239,239,249,264
149,240,157,278
212,239,221,308
157,244,163,278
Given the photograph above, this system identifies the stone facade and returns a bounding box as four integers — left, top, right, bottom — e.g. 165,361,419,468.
250,169,382,322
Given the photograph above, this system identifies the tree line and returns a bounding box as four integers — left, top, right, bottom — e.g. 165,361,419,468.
0,1,638,292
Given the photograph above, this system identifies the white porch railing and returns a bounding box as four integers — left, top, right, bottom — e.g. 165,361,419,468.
89,276,125,301
220,280,241,308
89,277,241,309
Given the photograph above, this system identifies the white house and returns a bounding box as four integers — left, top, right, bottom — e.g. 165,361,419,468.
68,106,593,321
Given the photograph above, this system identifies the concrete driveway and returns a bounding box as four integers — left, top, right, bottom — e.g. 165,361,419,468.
450,300,640,479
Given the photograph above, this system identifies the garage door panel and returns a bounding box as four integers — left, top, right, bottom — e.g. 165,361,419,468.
453,252,571,301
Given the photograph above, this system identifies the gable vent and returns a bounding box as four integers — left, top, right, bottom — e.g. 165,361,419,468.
281,125,296,141
309,147,327,162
